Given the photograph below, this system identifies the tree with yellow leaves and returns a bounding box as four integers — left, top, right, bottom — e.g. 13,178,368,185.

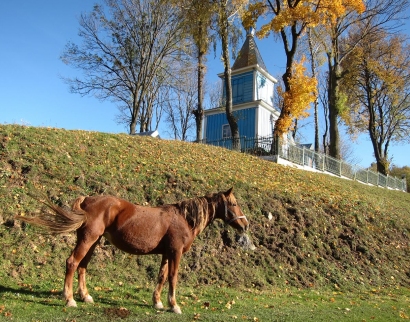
243,0,365,142
275,57,317,135
341,28,410,175
316,0,407,159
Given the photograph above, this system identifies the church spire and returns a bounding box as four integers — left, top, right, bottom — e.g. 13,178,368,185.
231,28,267,71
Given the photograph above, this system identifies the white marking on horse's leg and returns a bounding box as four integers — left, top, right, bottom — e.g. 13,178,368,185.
168,291,182,314
154,301,164,310
167,251,182,314
66,299,77,307
83,294,94,303
153,255,168,310
172,305,182,314
63,255,77,308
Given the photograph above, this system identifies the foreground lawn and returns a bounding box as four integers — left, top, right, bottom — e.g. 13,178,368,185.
0,280,409,321
1,125,409,321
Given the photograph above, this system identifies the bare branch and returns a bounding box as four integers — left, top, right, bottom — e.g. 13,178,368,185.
60,0,186,134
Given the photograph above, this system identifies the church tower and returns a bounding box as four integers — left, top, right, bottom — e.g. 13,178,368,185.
203,29,279,145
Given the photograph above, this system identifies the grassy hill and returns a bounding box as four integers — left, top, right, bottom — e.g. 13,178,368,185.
1,124,409,294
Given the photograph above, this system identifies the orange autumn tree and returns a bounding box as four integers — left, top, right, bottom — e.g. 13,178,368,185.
275,57,317,135
243,0,365,138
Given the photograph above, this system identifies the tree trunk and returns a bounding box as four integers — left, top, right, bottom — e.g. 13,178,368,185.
129,120,137,135
370,137,389,176
328,99,340,159
376,158,389,176
308,28,320,153
221,15,240,151
314,101,320,152
368,110,389,176
129,97,140,135
327,53,341,159
193,45,205,143
273,26,298,138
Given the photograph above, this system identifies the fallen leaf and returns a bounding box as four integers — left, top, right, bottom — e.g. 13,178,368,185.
399,311,409,319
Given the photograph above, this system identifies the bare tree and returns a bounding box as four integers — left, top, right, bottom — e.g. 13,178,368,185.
307,28,322,152
318,73,330,155
61,0,185,134
206,80,224,111
170,0,215,142
163,65,197,141
212,0,248,151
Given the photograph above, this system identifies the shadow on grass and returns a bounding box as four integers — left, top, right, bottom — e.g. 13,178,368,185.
0,284,57,298
0,283,157,311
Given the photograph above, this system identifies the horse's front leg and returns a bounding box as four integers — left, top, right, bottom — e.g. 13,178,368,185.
167,250,183,314
152,255,168,310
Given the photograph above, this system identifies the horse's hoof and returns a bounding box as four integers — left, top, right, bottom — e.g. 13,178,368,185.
83,295,94,303
66,299,77,307
172,305,182,314
154,302,164,310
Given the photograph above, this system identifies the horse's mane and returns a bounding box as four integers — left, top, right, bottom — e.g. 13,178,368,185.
177,192,238,233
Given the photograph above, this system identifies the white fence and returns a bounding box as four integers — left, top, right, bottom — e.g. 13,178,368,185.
202,135,407,192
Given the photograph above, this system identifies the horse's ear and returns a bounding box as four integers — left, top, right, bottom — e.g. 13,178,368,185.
224,187,233,196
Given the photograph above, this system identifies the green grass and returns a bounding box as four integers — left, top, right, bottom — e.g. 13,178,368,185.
1,124,410,321
1,281,409,321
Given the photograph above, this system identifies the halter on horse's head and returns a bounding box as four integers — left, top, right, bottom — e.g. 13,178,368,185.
218,187,249,232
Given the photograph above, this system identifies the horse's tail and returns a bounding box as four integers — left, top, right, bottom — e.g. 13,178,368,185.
15,195,87,234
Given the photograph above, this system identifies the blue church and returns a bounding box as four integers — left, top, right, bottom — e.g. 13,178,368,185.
203,29,279,146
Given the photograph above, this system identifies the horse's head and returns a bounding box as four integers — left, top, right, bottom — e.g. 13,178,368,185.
219,187,249,233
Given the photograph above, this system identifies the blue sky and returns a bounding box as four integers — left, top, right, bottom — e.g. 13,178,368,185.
1,1,409,169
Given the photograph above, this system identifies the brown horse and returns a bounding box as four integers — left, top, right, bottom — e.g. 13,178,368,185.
16,188,249,314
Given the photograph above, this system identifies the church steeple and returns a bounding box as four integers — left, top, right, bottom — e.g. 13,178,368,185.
203,27,278,144
232,28,267,71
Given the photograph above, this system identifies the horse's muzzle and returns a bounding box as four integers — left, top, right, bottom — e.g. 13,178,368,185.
240,218,250,233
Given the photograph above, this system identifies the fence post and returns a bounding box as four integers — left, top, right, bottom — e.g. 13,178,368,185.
322,155,325,171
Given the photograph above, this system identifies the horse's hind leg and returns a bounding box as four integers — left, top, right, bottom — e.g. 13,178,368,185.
77,237,101,303
63,233,101,307
152,254,168,310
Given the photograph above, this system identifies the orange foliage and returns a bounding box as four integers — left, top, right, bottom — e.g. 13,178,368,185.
243,0,365,36
275,58,318,135
242,0,364,136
